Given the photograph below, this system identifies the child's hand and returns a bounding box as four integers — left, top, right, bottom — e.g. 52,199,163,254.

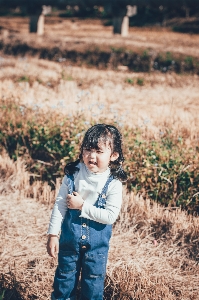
67,192,84,210
47,235,59,258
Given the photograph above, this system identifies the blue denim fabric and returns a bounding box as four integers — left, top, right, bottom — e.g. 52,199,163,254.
52,174,113,300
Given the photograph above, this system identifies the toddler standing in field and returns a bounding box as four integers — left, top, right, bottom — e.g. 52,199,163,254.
47,124,127,300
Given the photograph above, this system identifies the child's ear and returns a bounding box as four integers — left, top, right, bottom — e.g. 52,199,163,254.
110,152,119,162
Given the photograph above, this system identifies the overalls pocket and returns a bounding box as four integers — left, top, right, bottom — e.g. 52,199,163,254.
58,250,78,275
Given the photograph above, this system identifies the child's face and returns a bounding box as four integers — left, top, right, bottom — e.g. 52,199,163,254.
82,141,119,173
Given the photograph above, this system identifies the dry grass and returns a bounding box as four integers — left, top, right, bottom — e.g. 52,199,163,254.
1,18,199,298
1,16,199,56
1,153,199,299
0,151,61,206
0,154,55,300
110,191,199,299
0,18,198,139
0,55,198,140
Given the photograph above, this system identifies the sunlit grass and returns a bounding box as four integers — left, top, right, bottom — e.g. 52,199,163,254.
0,153,199,299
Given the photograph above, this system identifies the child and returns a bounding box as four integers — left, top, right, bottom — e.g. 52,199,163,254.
47,124,127,300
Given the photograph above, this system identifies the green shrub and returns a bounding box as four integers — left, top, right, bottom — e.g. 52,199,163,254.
0,99,198,212
17,75,29,82
184,56,193,65
125,131,199,211
137,77,144,86
141,49,150,59
110,46,125,54
125,78,134,85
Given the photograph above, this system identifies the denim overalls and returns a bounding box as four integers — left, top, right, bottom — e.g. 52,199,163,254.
52,174,114,300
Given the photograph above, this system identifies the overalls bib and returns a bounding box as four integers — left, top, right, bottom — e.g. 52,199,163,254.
52,174,114,300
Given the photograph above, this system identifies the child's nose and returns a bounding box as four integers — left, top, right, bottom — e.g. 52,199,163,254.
90,150,96,158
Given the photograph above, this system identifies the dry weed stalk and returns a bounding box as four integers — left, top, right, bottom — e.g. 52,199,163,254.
0,152,61,207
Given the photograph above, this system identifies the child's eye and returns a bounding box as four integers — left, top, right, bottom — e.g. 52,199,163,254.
97,150,103,154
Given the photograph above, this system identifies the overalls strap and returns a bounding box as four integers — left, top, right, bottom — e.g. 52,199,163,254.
97,175,114,208
66,174,75,195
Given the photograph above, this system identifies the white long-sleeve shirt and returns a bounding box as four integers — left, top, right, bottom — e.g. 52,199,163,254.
47,162,123,235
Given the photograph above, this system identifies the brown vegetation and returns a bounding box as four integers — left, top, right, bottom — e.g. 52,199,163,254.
0,55,198,134
1,17,199,75
1,92,198,210
1,17,199,57
0,153,199,299
0,17,199,299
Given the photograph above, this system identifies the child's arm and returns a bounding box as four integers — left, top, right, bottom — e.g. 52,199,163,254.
68,180,122,225
47,234,59,258
47,176,69,258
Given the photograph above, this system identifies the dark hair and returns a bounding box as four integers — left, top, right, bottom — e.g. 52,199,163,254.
64,124,127,181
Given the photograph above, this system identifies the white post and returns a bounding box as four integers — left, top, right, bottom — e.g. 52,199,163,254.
29,6,49,35
121,16,129,37
113,5,137,37
127,5,137,18
113,15,129,36
37,14,44,35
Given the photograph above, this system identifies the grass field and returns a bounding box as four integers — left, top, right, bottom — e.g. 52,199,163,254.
0,55,198,137
1,16,199,56
0,16,199,299
0,153,199,299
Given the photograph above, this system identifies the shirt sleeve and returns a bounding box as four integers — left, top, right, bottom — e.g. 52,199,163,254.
47,176,69,235
80,180,123,225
